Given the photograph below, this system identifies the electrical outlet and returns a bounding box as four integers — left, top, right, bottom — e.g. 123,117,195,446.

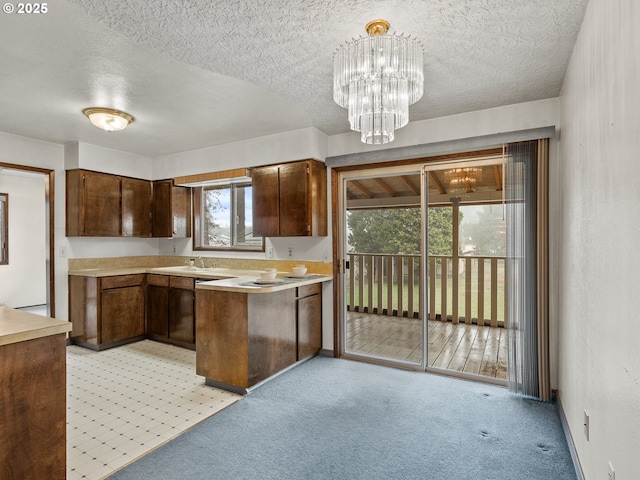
172,244,177,254
608,461,615,480
288,247,293,258
323,251,330,263
583,410,589,441
266,247,273,258
59,246,67,258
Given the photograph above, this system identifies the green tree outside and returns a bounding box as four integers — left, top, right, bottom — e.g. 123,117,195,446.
346,206,460,255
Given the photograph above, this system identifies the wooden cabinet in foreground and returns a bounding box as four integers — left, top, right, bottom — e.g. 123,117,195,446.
0,326,67,479
252,159,327,237
69,274,145,350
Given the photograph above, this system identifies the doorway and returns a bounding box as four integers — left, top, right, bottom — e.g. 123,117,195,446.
0,163,55,317
337,155,509,383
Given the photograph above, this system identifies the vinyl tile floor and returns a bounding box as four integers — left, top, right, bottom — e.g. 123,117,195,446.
66,340,242,480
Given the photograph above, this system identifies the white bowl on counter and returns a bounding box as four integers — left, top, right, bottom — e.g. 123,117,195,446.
260,270,277,282
290,265,308,277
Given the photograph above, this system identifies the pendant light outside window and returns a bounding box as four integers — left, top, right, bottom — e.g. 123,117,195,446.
83,107,134,132
333,19,424,145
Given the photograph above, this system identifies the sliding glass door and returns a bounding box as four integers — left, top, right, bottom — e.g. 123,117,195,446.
423,160,508,382
338,156,510,383
339,167,426,368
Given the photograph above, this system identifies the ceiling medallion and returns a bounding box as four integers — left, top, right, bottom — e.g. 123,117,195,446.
82,107,134,132
333,19,424,145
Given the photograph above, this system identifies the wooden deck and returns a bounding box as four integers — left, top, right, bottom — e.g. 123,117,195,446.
346,312,507,380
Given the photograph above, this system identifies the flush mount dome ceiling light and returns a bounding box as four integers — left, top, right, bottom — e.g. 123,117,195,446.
82,107,134,132
333,19,424,145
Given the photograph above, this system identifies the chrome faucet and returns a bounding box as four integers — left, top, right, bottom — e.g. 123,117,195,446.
197,256,206,268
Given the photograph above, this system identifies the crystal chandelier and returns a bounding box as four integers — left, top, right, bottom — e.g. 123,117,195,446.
333,19,424,145
444,167,484,193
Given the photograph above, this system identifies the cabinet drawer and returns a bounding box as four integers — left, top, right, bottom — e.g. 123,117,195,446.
170,276,195,289
101,274,145,290
297,283,321,298
147,274,170,287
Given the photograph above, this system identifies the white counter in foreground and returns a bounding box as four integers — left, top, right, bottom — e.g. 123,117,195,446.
0,305,71,346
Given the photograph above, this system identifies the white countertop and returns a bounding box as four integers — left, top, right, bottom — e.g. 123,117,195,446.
0,306,72,346
195,274,332,294
68,266,332,293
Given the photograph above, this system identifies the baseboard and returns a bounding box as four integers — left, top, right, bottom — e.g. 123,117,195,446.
318,348,334,357
556,393,585,480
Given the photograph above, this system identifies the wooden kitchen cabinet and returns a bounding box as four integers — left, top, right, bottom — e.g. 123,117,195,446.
146,274,196,348
296,283,322,360
252,159,327,237
168,276,195,345
122,177,152,237
0,332,67,480
69,274,146,350
152,179,192,238
66,169,121,236
146,274,169,338
67,169,155,238
196,288,298,392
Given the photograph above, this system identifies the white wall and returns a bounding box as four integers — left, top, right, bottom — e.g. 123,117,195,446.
152,127,328,179
0,131,66,316
328,97,559,157
0,173,46,308
558,0,640,478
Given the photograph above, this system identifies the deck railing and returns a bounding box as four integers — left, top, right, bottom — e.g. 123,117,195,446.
347,253,507,328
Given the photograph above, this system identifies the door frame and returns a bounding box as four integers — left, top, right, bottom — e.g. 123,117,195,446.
331,151,509,385
330,149,505,359
0,161,55,317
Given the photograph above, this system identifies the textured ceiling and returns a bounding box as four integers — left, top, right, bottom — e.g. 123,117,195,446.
0,0,588,157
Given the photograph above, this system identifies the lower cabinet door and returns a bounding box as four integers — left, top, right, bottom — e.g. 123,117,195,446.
146,285,169,337
169,288,195,344
297,293,322,360
101,286,145,344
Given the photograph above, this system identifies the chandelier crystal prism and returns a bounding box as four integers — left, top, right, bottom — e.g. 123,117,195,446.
333,19,424,145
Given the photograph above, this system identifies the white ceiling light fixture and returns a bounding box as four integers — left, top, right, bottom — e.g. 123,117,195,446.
82,107,134,132
333,19,424,145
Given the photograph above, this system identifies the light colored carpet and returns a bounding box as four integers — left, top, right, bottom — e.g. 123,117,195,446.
108,356,577,480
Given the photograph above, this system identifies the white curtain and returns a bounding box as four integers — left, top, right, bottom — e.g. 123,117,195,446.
505,139,550,400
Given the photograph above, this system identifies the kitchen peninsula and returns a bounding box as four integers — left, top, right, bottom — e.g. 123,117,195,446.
195,273,330,394
0,306,71,479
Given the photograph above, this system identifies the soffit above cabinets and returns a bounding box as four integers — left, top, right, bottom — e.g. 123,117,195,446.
173,169,251,187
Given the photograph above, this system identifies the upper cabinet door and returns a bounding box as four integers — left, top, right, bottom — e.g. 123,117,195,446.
121,178,152,237
79,170,121,236
251,160,327,237
279,162,309,236
252,165,280,237
151,180,192,238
